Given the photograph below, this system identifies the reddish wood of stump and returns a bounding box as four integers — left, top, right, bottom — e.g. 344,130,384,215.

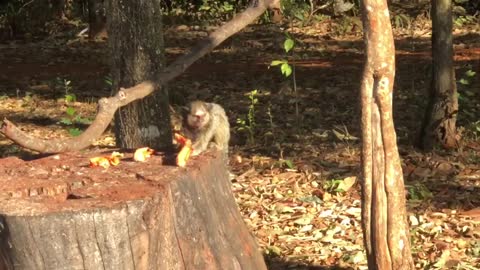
0,150,266,270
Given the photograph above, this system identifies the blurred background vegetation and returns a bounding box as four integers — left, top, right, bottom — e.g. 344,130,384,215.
0,0,478,40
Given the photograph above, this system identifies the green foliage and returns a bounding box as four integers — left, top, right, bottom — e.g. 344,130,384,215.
199,0,234,20
66,107,76,116
454,15,477,27
270,60,292,77
406,183,433,201
56,78,91,136
281,0,310,23
279,159,295,169
104,75,113,87
457,67,478,134
284,38,295,53
324,179,345,193
65,93,76,103
270,36,296,77
21,91,33,107
162,0,249,22
68,128,83,137
236,89,258,145
271,34,302,125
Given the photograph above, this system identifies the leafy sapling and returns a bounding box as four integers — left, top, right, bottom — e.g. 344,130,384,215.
57,78,92,136
270,35,300,124
236,89,258,145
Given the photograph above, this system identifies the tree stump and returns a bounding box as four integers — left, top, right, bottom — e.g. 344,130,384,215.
0,151,266,270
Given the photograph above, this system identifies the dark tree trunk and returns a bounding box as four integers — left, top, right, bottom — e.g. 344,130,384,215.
0,151,267,270
87,0,107,40
106,0,172,150
420,0,458,150
359,0,414,269
51,0,66,19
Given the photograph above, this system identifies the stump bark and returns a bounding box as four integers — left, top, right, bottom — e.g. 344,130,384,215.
0,151,266,270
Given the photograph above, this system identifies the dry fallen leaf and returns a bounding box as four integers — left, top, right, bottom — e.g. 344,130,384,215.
134,147,155,162
337,176,356,192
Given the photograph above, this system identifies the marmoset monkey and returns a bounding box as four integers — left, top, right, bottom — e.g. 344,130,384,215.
181,100,230,156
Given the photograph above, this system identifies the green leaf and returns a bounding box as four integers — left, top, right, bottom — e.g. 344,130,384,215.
66,107,76,116
69,128,83,137
281,63,292,77
74,115,93,125
266,246,282,256
293,12,304,21
60,118,73,125
459,78,470,85
284,159,294,169
284,38,294,53
465,70,476,77
104,76,113,86
270,60,285,66
65,94,76,103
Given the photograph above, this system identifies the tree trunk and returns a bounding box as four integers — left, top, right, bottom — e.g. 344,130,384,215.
420,0,458,150
106,0,172,150
359,0,414,269
0,151,267,270
87,0,107,40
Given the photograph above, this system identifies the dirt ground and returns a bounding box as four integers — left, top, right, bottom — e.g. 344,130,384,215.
1,20,480,269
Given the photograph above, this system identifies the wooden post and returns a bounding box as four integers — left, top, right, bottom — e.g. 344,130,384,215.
0,151,266,270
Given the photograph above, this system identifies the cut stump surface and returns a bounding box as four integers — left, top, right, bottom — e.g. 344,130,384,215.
0,150,266,270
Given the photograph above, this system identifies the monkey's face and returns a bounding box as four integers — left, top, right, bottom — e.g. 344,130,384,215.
187,107,210,130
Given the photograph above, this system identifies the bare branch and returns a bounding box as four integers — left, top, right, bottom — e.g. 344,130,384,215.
1,0,276,153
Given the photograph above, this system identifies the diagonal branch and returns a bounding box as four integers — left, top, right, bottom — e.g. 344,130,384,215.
1,0,279,154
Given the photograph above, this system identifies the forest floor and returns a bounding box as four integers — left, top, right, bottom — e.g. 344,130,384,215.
1,18,480,269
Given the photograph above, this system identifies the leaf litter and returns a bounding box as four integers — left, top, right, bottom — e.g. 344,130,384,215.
0,20,480,269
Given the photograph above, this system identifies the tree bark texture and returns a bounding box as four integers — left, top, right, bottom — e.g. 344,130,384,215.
88,0,107,40
420,0,458,150
0,151,266,270
107,0,172,150
359,0,414,269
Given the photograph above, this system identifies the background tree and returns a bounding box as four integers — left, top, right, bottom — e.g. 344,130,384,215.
420,0,458,150
106,0,172,149
359,0,414,269
87,0,106,40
